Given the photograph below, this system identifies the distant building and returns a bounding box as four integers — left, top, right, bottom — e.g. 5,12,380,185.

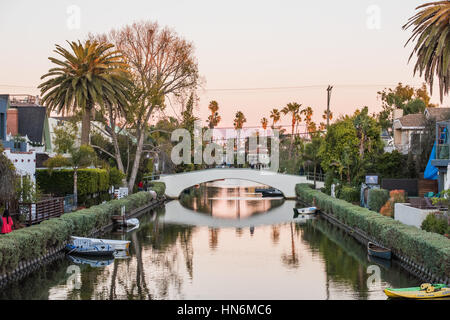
392,107,450,155
0,94,52,182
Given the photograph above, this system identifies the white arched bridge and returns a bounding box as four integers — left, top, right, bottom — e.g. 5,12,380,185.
158,168,324,199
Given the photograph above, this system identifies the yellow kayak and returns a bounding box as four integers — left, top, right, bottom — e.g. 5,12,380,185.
384,284,450,299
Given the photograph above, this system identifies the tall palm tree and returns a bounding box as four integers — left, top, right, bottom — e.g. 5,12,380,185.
282,102,302,141
403,1,450,102
233,111,247,130
301,106,314,134
261,117,268,130
39,40,130,145
207,100,221,129
270,108,281,128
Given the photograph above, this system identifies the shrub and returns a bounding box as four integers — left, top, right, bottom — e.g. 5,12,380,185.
338,186,360,203
368,188,390,213
109,167,125,188
296,183,450,279
36,168,111,196
422,213,450,235
379,190,407,218
148,182,166,197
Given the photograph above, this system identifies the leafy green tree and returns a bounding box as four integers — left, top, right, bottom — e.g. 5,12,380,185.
52,122,78,154
302,133,324,188
377,83,436,130
0,144,18,205
39,40,130,145
403,1,450,103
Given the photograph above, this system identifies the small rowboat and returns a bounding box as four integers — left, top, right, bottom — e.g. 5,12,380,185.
71,236,130,251
368,242,391,260
293,207,317,215
384,284,450,299
65,241,115,257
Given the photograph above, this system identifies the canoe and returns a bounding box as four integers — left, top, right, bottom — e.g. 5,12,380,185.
71,236,130,251
256,188,283,197
384,284,450,299
368,242,391,260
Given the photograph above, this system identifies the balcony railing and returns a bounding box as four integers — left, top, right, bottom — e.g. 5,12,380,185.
436,144,450,160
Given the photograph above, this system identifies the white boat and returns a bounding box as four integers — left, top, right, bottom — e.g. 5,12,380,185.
125,218,139,227
293,207,317,215
65,239,115,257
71,236,131,251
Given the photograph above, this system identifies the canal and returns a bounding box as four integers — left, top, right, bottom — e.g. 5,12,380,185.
0,179,419,300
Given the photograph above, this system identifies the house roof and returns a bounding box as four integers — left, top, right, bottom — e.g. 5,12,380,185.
425,108,450,121
396,113,426,128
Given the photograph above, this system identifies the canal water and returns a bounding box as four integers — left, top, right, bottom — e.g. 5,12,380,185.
0,179,419,300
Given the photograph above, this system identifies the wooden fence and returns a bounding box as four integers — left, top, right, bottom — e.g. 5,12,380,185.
19,197,64,225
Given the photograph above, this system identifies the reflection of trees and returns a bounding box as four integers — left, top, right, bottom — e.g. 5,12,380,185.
281,223,299,269
208,228,219,250
300,219,415,299
271,225,280,244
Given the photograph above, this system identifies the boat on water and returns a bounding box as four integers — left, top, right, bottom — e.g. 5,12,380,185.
255,188,283,197
71,236,130,251
293,207,317,215
384,284,450,299
65,240,115,257
367,242,391,260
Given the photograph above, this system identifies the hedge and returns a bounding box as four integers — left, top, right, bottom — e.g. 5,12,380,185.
36,169,110,196
0,190,162,275
368,188,390,213
296,183,450,279
148,182,166,197
338,186,360,203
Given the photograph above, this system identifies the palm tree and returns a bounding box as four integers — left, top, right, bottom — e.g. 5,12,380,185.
39,40,130,145
261,117,268,130
207,100,221,129
282,102,302,140
270,108,281,128
403,1,450,102
233,111,247,130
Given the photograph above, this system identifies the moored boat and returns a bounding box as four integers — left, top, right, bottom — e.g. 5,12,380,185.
368,241,391,260
384,284,450,299
65,239,115,257
293,207,317,215
71,236,130,251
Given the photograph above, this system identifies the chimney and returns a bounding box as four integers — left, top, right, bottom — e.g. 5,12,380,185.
393,108,404,120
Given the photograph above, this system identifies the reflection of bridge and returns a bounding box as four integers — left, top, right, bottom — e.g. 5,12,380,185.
161,200,315,228
159,168,324,199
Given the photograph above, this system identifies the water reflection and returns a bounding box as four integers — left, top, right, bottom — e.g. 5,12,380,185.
0,180,420,300
180,179,284,219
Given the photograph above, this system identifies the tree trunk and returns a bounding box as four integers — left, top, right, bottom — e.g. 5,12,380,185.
313,162,317,189
127,129,146,194
80,106,92,145
73,169,78,209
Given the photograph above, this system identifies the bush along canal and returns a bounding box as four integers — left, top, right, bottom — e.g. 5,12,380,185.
296,184,450,285
0,182,167,289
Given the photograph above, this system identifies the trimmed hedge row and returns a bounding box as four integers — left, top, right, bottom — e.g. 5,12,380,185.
36,169,110,196
0,191,162,275
368,188,390,213
148,182,166,197
296,183,450,279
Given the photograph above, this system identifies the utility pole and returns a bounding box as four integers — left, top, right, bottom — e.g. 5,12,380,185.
326,85,333,130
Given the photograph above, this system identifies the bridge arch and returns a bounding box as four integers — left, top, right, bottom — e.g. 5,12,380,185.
158,168,323,199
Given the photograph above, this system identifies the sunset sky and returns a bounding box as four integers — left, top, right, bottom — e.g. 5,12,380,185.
1,0,449,129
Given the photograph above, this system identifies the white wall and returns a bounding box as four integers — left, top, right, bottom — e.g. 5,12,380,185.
394,203,436,228
3,149,36,182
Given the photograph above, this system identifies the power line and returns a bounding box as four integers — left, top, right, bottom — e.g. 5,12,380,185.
203,84,402,92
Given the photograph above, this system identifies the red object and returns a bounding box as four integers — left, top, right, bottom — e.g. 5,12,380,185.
1,217,13,234
138,181,144,188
